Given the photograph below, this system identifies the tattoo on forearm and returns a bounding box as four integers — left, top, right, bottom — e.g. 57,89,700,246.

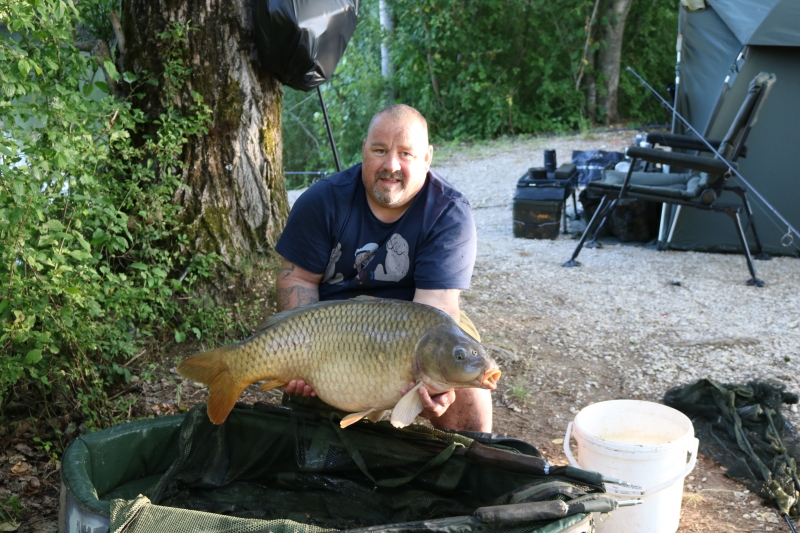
277,286,319,310
278,264,296,279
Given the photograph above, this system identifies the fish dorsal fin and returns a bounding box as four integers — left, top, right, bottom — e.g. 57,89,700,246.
256,296,384,332
256,300,338,331
390,382,425,428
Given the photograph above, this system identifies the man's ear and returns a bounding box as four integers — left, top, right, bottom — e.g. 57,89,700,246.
425,144,433,169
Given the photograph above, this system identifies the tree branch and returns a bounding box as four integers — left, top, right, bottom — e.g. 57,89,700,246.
575,0,602,92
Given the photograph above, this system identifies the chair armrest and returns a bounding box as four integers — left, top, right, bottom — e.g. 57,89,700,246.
644,133,747,158
645,133,721,152
625,146,732,174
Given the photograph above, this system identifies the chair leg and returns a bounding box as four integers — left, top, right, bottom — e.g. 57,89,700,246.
724,207,764,287
563,195,610,267
732,187,771,260
585,205,615,249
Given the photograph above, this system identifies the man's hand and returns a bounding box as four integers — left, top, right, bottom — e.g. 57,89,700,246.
401,381,456,420
284,379,317,397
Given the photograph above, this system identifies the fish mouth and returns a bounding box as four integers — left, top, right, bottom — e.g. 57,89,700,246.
481,368,501,390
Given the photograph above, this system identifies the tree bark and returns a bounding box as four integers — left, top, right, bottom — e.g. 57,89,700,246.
120,0,288,269
597,0,634,124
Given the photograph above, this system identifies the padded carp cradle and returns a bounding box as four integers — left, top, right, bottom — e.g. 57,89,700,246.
60,402,625,533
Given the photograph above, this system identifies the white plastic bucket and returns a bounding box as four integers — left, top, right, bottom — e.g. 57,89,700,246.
563,400,698,533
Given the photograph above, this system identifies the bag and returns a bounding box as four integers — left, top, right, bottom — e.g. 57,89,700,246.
254,0,359,91
570,150,625,185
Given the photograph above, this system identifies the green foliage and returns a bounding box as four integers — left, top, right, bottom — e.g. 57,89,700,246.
0,494,21,523
282,0,678,171
0,1,226,427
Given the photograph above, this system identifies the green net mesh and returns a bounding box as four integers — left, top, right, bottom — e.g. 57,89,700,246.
664,379,800,517
103,403,605,532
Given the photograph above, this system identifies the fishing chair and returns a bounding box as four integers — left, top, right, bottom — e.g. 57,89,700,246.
563,71,776,287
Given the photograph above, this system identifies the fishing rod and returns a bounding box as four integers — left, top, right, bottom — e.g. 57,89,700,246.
626,66,799,246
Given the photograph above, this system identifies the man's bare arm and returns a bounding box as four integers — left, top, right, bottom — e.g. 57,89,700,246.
413,288,461,322
276,258,324,311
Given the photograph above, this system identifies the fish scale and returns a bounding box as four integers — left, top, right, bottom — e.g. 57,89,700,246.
177,297,500,426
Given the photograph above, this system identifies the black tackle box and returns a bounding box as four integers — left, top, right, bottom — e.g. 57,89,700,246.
513,163,577,239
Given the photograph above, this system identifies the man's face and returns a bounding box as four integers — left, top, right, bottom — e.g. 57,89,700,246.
361,114,433,212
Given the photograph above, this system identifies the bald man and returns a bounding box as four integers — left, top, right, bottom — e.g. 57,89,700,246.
274,104,491,432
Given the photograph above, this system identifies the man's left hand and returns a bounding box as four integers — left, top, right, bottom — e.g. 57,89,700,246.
401,381,455,420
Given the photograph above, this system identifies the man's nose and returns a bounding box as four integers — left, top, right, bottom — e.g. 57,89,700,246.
382,152,401,172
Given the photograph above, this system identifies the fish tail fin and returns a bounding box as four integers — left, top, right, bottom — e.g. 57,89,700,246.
177,345,248,425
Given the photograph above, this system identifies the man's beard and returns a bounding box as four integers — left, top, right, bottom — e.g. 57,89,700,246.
370,169,406,206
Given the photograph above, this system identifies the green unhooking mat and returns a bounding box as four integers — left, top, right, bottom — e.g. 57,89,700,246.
63,402,617,533
664,379,800,517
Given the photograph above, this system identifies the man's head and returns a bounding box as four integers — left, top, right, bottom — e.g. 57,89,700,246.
362,104,433,220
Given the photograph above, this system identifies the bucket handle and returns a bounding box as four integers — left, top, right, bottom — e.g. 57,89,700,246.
564,422,700,498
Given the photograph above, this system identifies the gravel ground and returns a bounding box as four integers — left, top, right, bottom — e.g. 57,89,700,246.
435,131,800,404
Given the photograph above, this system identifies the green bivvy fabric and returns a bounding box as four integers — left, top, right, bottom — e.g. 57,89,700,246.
664,379,800,517
77,402,611,533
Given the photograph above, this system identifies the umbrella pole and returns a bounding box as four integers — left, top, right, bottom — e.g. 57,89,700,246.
317,85,342,173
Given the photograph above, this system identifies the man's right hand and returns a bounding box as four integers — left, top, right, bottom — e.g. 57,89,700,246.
284,379,317,397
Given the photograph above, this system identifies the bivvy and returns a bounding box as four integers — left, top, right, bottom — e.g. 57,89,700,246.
61,402,639,533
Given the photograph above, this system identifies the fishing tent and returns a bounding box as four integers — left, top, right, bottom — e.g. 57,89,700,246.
664,0,800,257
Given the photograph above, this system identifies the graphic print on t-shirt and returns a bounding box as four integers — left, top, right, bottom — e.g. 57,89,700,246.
322,235,410,286
322,242,344,285
373,233,409,281
353,242,379,283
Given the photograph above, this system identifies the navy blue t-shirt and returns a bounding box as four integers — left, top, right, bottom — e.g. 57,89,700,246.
275,164,477,301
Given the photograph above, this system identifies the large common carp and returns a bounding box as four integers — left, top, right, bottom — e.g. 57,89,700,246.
177,297,501,428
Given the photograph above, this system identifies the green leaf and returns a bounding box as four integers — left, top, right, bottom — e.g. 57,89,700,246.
129,262,148,270
25,349,42,364
0,144,15,157
174,330,186,343
103,59,120,82
76,234,91,252
192,327,201,339
68,250,92,261
44,219,65,231
18,58,31,77
94,81,109,94
64,287,81,295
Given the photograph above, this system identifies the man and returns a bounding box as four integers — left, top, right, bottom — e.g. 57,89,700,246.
274,104,492,432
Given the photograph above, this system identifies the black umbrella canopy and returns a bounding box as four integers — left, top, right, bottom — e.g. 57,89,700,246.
255,0,360,92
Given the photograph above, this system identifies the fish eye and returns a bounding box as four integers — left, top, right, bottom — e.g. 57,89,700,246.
454,347,467,361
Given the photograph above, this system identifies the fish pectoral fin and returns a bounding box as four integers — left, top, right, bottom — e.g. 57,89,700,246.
340,408,376,428
390,382,425,428
366,409,389,423
259,379,287,392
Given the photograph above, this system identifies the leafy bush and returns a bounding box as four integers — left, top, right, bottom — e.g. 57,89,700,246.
282,0,678,172
0,1,228,426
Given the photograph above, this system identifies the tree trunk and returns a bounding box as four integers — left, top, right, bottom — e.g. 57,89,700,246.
120,0,288,269
597,0,634,124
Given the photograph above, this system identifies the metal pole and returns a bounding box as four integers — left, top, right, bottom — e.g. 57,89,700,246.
317,85,342,173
